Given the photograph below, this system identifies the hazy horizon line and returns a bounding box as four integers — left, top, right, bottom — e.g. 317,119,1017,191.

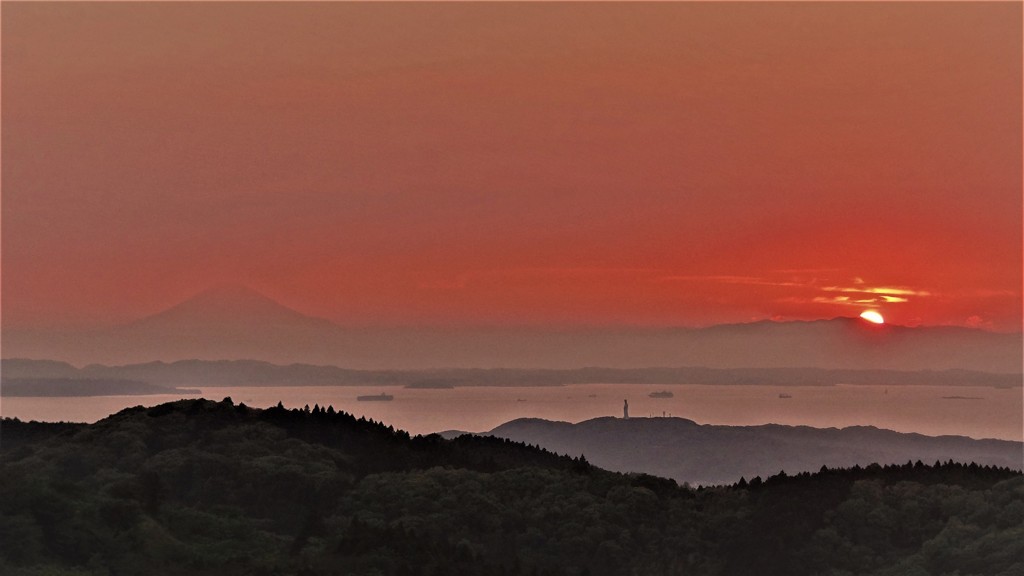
5,356,1022,376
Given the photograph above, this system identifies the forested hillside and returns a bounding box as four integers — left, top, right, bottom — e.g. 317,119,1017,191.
1,399,1021,576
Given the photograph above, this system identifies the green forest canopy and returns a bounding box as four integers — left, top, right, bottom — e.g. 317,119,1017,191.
1,398,1021,576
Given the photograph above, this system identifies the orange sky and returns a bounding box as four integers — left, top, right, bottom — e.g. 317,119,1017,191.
3,2,1021,331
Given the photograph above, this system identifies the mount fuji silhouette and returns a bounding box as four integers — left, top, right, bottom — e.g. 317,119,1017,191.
125,284,337,334
92,284,345,363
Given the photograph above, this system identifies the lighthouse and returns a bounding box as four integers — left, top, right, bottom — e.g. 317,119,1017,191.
623,399,629,419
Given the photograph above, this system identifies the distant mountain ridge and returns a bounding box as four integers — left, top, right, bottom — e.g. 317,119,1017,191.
3,358,1020,390
3,284,1021,371
485,416,1024,486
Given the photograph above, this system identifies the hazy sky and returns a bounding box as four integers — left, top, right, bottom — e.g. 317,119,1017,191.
3,2,1021,331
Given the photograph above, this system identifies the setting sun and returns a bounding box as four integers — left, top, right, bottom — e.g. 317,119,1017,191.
860,311,885,324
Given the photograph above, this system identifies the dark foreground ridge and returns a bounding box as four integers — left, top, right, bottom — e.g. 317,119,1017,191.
2,399,1021,576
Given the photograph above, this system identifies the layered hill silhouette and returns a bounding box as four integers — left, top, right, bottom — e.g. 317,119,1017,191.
485,417,1024,486
4,284,1021,371
2,399,1021,576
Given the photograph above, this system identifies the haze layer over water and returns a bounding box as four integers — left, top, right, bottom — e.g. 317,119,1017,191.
4,383,1020,441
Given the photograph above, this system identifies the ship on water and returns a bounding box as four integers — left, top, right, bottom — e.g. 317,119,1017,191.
648,390,674,399
357,393,394,402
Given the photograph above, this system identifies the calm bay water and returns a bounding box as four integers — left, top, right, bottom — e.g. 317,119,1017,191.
3,383,1021,441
